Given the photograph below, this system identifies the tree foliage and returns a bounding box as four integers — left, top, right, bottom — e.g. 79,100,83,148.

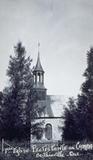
78,47,93,141
1,42,33,140
62,98,80,141
63,47,93,142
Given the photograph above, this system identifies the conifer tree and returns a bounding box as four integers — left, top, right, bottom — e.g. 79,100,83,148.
77,47,93,141
0,92,3,138
62,98,79,141
63,47,93,142
2,42,33,140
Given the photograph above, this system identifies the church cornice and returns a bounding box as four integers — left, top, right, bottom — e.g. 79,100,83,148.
31,116,63,119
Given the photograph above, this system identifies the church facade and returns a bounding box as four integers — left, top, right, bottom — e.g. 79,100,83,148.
31,52,67,143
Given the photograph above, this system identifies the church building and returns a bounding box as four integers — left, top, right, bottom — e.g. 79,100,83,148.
31,50,67,143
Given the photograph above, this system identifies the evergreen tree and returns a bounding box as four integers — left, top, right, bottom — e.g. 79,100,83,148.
77,47,93,141
62,98,80,141
63,47,93,142
0,92,3,138
2,42,33,140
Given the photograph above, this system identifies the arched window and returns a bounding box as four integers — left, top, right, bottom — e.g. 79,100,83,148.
45,123,52,140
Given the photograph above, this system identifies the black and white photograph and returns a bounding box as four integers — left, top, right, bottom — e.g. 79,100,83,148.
0,0,93,159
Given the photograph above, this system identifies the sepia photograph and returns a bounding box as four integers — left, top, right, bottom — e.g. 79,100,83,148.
0,0,93,159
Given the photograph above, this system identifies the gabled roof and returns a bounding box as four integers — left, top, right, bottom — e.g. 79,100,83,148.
34,52,44,72
46,95,68,117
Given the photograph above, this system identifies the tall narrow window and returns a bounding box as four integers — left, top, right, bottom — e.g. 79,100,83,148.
45,123,52,140
37,73,39,83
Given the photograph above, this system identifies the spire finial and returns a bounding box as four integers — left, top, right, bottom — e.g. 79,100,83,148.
33,42,44,73
38,41,40,54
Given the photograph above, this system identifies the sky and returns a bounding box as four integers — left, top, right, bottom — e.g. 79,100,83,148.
0,0,93,97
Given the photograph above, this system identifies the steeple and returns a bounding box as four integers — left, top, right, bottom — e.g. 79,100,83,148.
33,43,45,89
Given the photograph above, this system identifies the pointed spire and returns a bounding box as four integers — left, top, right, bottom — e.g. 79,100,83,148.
34,42,44,72
38,41,40,53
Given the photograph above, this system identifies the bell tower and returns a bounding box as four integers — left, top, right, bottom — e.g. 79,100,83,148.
33,43,46,100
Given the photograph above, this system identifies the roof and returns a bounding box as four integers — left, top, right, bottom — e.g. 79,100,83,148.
34,52,44,72
46,95,68,117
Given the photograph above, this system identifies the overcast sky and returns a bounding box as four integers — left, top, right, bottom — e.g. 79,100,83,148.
0,0,93,97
